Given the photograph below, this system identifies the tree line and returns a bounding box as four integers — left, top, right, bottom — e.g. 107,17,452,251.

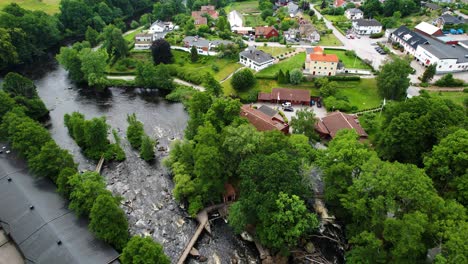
0,74,170,262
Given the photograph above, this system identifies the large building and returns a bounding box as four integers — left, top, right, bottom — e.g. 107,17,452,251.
414,22,444,36
258,88,311,105
0,156,119,264
240,105,289,134
305,46,339,76
345,8,364,20
390,25,468,73
315,111,368,140
255,26,279,39
183,36,233,55
352,19,382,35
239,47,275,71
192,5,219,26
134,33,153,50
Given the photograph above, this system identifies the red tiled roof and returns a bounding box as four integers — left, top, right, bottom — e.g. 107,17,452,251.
310,53,339,63
334,0,345,7
258,92,272,101
313,46,324,54
272,88,310,103
316,111,367,138
240,105,289,132
255,26,277,36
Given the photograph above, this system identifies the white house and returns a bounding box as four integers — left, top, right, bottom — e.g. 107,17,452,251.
148,21,174,34
182,36,233,55
352,19,382,35
239,47,275,71
414,40,468,74
134,33,153,50
287,2,300,17
345,8,363,20
228,10,243,29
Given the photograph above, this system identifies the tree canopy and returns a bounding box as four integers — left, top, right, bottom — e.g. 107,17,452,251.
151,39,173,65
231,68,256,91
377,57,412,101
121,236,170,264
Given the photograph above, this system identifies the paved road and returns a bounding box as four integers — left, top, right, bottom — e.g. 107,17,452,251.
107,75,206,91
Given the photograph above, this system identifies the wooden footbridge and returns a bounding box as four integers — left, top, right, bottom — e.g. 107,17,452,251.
177,203,227,264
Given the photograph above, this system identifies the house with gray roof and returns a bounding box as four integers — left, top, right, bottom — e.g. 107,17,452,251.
390,26,429,55
435,14,465,28
239,47,275,71
352,19,382,34
183,36,233,55
415,36,468,73
287,2,300,17
0,155,119,264
345,8,363,20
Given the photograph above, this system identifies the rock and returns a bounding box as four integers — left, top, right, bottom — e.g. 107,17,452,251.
198,256,208,262
135,219,146,229
158,146,166,151
175,218,185,228
305,242,315,253
240,232,254,242
212,253,221,264
168,205,175,211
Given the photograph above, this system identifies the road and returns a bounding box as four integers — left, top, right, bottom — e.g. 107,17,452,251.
107,75,206,91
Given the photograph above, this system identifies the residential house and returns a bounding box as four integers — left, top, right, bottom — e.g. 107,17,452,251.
148,21,175,34
315,111,368,140
352,19,382,34
258,88,311,105
255,26,279,39
414,22,444,36
334,0,346,8
276,0,290,7
0,160,119,264
239,47,275,71
134,33,153,50
435,14,465,28
390,26,428,56
299,20,320,43
284,28,300,41
287,2,300,17
424,2,441,11
192,5,219,26
305,46,339,76
345,8,364,20
232,27,254,35
183,36,233,55
240,105,289,134
228,10,243,28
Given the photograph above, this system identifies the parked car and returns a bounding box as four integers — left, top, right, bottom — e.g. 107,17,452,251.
283,106,294,112
310,100,315,106
317,101,322,108
282,102,292,107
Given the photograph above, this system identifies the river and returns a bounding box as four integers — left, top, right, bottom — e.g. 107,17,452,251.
27,62,259,263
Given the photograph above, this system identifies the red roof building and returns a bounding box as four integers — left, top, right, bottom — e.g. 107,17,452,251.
334,0,346,8
309,53,339,63
255,26,279,39
315,111,368,140
240,105,289,134
191,5,218,25
258,88,311,105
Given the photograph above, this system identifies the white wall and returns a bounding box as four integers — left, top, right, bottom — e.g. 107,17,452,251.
353,25,382,34
239,56,274,71
415,45,468,73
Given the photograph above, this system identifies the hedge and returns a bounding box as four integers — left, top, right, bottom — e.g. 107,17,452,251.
328,76,361,81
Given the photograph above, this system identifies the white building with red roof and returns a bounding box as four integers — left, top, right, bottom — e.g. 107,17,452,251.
305,46,339,76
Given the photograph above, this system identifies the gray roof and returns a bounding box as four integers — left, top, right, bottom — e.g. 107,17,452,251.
183,36,233,48
287,2,299,15
419,34,468,63
424,3,441,10
346,8,363,14
257,105,278,117
240,47,275,64
0,153,119,264
392,26,428,49
439,14,464,24
354,19,382,27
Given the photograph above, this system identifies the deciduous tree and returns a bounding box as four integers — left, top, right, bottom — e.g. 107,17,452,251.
140,135,155,161
29,141,76,183
68,171,107,217
151,39,173,65
377,57,412,100
421,64,436,83
289,68,303,85
126,113,145,149
231,68,256,91
2,72,38,99
290,109,318,141
121,236,170,264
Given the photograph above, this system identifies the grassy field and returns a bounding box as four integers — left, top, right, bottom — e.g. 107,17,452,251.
335,78,382,110
244,14,264,27
256,53,306,78
428,91,468,107
257,46,295,57
324,49,371,70
124,27,144,43
0,0,60,14
318,34,342,46
324,15,348,22
225,0,260,14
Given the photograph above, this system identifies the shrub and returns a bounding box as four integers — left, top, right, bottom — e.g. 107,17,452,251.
327,76,361,81
434,74,465,87
231,69,256,91
211,64,220,72
290,69,303,85
370,32,384,39
130,20,139,29
126,114,144,149
323,96,353,112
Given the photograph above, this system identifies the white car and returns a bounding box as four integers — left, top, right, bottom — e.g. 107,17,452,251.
282,102,292,107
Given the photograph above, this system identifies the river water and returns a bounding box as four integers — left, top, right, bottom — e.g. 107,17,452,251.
28,62,259,263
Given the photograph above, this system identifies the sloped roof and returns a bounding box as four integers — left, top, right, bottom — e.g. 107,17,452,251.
240,47,275,64
272,88,310,103
255,26,277,36
354,19,382,27
439,14,463,24
415,22,442,36
257,105,278,117
258,92,272,101
392,26,428,49
346,8,363,14
240,105,288,132
310,53,339,63
334,0,345,7
424,3,441,10
316,111,367,138
0,155,119,264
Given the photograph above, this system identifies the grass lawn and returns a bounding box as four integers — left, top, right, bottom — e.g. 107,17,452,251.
428,91,468,107
225,0,260,14
0,0,60,14
257,46,295,57
324,49,371,70
335,78,382,110
124,27,144,43
324,15,348,23
222,77,321,97
318,34,342,46
256,53,306,78
244,14,264,27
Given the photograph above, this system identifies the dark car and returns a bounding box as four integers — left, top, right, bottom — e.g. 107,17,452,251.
283,106,294,112
317,101,322,108
310,100,315,106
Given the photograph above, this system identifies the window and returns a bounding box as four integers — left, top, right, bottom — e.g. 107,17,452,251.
331,62,334,65
324,67,327,69
449,65,452,68
319,67,321,69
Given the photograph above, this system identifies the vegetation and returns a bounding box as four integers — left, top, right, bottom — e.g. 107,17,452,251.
421,63,436,83
140,135,155,162
324,49,371,70
135,63,174,90
289,69,303,85
290,109,318,141
121,236,170,264
231,68,256,91
377,57,412,101
126,114,145,149
435,73,465,87
256,53,306,79
151,39,173,65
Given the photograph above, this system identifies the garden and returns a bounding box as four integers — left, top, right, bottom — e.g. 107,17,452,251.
256,53,306,79
324,49,371,70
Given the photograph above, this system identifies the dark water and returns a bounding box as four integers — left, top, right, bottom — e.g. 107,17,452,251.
27,63,259,263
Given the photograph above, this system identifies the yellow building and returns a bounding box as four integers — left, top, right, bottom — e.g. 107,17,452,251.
305,46,339,76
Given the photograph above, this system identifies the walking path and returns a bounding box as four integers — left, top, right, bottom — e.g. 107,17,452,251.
177,203,227,264
220,66,245,83
106,76,206,91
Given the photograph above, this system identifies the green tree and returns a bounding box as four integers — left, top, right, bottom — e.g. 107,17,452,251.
2,72,38,99
85,26,100,47
103,24,128,60
377,57,412,100
83,116,109,159
203,73,222,96
89,193,129,251
0,90,16,120
435,73,465,87
140,135,155,161
361,0,383,18
346,231,387,264
290,109,318,141
320,81,338,97
68,171,107,216
285,70,291,84
0,28,18,70
56,46,84,83
13,96,48,120
421,64,436,83
121,236,170,264
126,113,145,149
289,68,303,85
185,92,213,139
57,167,78,199
257,192,319,254
29,141,76,183
190,45,198,62
59,0,94,35
64,112,86,147
424,129,468,205
231,68,256,91
10,120,52,160
277,69,286,84
136,63,174,90
151,39,173,65
78,48,108,90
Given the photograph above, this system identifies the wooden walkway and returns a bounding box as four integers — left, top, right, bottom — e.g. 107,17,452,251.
95,155,105,173
177,203,227,264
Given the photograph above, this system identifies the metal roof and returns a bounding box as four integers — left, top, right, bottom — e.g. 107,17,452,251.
240,47,275,64
392,26,428,49
0,154,119,264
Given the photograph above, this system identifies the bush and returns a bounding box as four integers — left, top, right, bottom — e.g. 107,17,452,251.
370,32,384,39
140,135,156,162
211,64,219,72
231,68,256,91
290,69,303,85
130,20,139,29
239,89,260,103
323,96,353,112
121,236,170,264
434,74,465,87
327,76,361,81
126,114,144,149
